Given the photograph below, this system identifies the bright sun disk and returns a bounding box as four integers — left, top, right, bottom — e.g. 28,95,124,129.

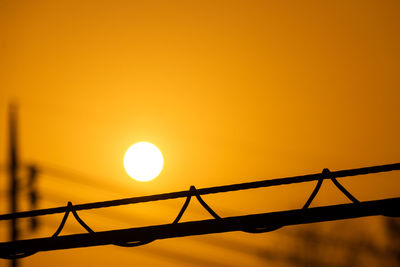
123,142,163,182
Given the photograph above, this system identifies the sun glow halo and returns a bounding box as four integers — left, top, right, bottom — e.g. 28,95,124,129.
123,142,164,182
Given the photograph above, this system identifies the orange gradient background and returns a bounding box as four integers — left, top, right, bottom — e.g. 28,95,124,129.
0,1,399,266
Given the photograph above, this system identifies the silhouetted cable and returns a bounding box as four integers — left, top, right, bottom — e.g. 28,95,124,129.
173,186,221,222
173,189,192,224
303,168,359,209
4,202,98,259
0,197,398,258
52,204,71,237
75,186,219,249
41,192,266,257
0,162,398,221
41,196,249,266
303,177,323,209
37,187,400,262
41,220,237,267
330,176,359,203
0,163,398,260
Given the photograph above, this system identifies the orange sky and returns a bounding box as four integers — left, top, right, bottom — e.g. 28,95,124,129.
0,1,399,266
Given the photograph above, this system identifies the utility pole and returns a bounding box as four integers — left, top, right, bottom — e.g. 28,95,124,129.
8,104,19,267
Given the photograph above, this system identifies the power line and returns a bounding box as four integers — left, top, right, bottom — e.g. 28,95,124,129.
40,220,239,267
35,163,400,260
22,192,400,265
1,162,399,221
0,162,398,259
0,197,398,258
39,192,272,259
3,105,397,263
2,163,287,260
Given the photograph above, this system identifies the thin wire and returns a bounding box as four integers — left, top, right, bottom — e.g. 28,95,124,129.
173,188,193,224
330,177,359,203
70,206,95,234
3,202,98,259
3,186,222,259
52,204,71,237
302,178,324,209
190,186,221,220
0,163,398,260
1,162,398,221
2,197,397,259
116,185,223,248
302,168,329,209
56,203,156,248
173,186,221,222
42,195,265,257
303,168,359,209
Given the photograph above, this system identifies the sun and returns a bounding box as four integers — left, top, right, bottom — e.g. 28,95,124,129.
123,142,164,182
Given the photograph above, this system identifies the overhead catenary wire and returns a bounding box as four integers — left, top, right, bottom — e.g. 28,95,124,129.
3,106,397,263
40,219,239,267
11,184,272,259
25,163,383,256
40,195,264,260
0,162,399,221
21,192,400,263
39,191,290,262
0,162,399,259
43,214,353,267
1,197,399,258
42,210,335,267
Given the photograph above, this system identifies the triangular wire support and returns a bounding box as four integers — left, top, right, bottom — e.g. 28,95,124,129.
303,168,360,209
302,170,326,209
104,186,222,248
117,185,224,248
173,186,221,224
114,185,222,247
4,201,96,259
52,202,149,248
52,202,95,237
174,186,282,234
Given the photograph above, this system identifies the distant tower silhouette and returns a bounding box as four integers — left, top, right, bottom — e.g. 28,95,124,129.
7,104,39,267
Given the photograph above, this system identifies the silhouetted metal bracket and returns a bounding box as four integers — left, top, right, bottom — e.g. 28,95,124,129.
303,168,359,209
0,197,399,258
173,185,221,223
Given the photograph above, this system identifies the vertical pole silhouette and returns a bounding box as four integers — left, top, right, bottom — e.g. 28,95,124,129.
8,104,19,267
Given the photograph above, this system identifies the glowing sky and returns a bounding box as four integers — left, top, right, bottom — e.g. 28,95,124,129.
0,1,399,266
